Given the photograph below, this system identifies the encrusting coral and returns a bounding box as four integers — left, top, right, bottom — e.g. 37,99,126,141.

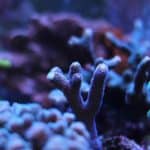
103,136,143,150
0,100,91,150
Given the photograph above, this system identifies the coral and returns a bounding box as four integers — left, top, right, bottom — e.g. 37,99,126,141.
103,136,143,150
0,100,91,150
1,8,150,149
104,32,131,55
1,13,106,102
68,28,95,61
95,55,121,69
47,62,108,149
126,56,150,107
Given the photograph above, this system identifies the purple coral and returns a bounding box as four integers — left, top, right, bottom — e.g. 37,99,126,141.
47,62,108,149
68,28,95,61
0,100,91,150
126,56,150,104
103,136,143,150
133,56,150,95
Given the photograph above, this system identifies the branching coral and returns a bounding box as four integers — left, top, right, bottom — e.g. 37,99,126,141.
47,62,108,149
1,10,150,149
95,55,121,69
126,56,150,105
104,32,131,55
68,28,95,61
68,28,122,69
133,56,150,95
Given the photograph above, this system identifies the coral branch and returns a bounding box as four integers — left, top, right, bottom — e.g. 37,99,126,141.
95,56,121,68
105,32,131,55
68,28,95,60
126,56,150,109
86,63,108,116
133,56,150,94
47,67,69,92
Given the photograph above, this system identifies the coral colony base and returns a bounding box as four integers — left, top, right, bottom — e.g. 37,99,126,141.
1,12,150,150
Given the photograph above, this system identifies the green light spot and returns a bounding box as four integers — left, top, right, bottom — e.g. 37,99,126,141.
147,110,150,118
0,59,12,68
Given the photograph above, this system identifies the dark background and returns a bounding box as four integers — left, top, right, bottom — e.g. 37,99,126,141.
0,0,150,32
